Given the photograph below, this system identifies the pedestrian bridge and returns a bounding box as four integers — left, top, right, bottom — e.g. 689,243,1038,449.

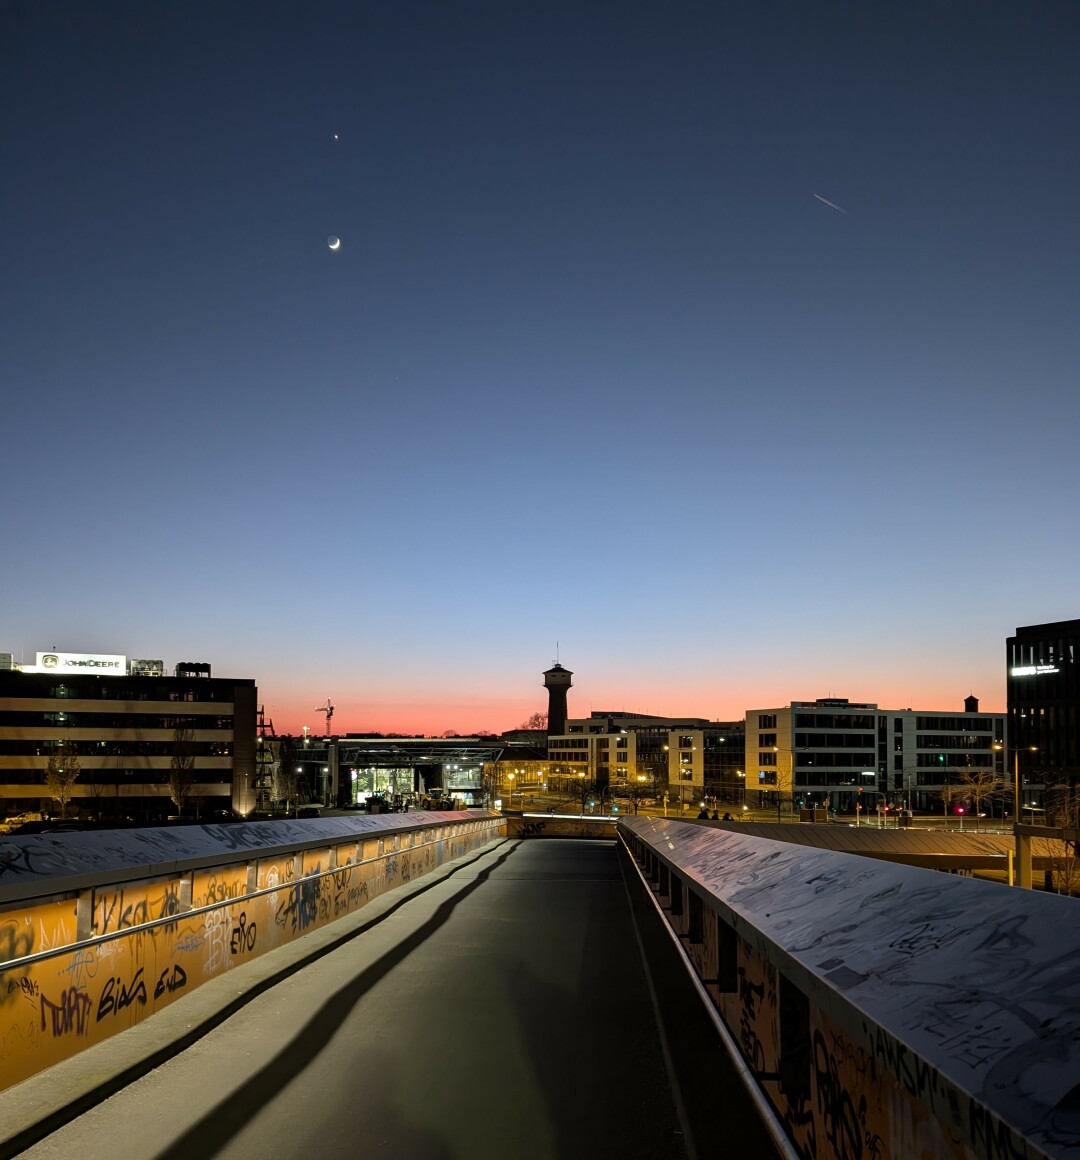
1,812,1078,1159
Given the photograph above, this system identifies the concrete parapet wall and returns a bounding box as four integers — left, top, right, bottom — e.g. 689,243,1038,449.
506,814,618,839
619,817,1080,1160
0,812,505,1092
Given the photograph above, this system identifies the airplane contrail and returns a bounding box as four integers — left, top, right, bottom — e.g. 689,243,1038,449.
813,193,848,214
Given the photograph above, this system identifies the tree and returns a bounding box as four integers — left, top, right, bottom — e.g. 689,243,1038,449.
937,780,965,819
626,771,653,815
272,735,299,815
46,742,80,819
168,723,197,816
571,775,597,816
1039,781,1080,896
516,712,548,747
955,768,1005,830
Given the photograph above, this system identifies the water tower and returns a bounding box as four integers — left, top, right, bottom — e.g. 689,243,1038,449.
543,663,573,736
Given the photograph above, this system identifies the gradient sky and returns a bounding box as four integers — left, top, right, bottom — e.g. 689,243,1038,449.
4,2,1079,735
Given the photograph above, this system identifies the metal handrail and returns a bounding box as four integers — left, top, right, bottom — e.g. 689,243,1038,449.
617,828,801,1160
0,819,503,974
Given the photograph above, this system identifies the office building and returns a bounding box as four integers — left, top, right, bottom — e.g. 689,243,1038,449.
549,712,745,806
746,696,1005,817
0,650,257,819
1007,619,1080,800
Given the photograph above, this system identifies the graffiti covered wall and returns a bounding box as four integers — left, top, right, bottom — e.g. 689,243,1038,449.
621,817,1078,1160
0,816,503,1092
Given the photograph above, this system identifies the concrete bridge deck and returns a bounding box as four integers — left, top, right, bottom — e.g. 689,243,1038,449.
2,837,773,1160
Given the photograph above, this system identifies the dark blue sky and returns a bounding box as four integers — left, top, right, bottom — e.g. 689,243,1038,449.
4,2,1079,732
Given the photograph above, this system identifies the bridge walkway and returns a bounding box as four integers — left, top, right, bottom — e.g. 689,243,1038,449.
7,837,773,1160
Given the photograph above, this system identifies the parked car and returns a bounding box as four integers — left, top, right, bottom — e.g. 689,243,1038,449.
296,806,322,819
205,809,240,823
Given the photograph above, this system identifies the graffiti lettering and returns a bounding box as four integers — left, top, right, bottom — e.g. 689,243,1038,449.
275,878,320,934
153,964,188,1000
968,1099,1026,1160
813,1029,867,1160
96,968,148,1022
737,966,767,1075
0,920,34,964
200,873,246,906
40,988,92,1038
333,881,369,917
229,912,257,955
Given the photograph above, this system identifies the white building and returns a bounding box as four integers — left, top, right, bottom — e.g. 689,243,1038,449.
746,696,1005,817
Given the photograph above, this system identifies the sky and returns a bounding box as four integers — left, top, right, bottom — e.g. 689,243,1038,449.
3,1,1079,735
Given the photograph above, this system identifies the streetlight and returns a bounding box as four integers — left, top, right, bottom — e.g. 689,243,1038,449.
992,744,1039,826
857,771,875,827
507,771,516,808
578,771,586,816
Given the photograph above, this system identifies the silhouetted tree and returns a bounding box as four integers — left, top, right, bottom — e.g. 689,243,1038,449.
955,768,1005,829
273,735,299,814
168,724,196,815
46,742,80,819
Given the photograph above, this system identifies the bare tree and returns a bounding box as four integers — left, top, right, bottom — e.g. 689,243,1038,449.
626,769,654,815
45,742,80,819
272,735,299,815
955,768,1006,830
937,780,965,820
516,711,548,748
571,775,597,816
1039,782,1080,896
168,724,197,816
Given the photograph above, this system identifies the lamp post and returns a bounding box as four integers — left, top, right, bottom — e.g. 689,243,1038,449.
507,771,516,809
992,744,1038,826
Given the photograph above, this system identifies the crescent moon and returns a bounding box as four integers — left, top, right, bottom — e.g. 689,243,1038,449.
328,236,341,251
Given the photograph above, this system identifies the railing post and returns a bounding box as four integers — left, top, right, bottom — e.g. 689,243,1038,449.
1015,828,1032,889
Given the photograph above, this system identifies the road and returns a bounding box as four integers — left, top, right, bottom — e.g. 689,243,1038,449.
15,837,773,1160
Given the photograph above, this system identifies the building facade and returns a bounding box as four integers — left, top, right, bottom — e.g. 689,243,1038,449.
746,697,1005,817
1007,620,1080,805
0,651,257,819
548,712,745,806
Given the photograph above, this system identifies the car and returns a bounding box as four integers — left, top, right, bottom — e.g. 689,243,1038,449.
296,806,322,819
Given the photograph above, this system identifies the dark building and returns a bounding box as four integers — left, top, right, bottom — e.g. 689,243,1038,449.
0,654,257,819
1007,619,1080,792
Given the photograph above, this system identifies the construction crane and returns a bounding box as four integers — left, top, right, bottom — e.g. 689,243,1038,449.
316,699,335,737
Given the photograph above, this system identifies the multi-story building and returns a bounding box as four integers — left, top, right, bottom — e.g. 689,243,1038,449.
0,650,257,819
548,712,745,807
1007,620,1080,804
746,696,1005,817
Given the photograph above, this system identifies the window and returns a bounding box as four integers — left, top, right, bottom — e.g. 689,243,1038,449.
758,714,777,729
759,751,777,766
758,733,776,747
678,735,694,748
617,753,627,762
680,752,693,765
